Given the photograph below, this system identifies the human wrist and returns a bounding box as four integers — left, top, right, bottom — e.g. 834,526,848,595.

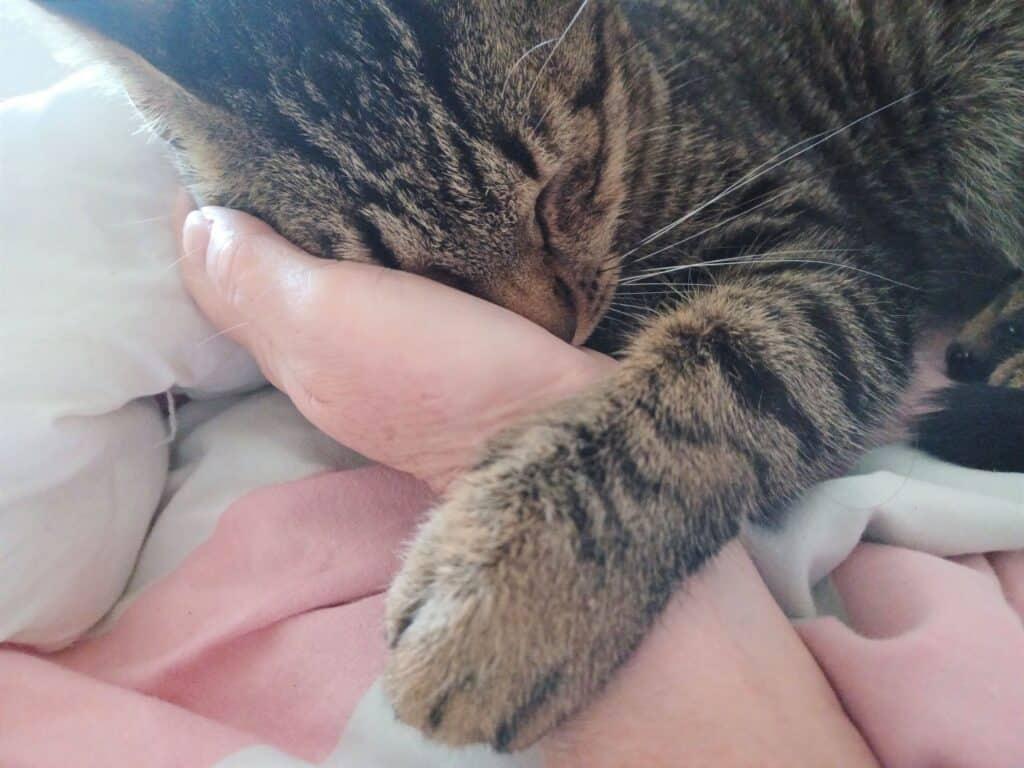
543,543,877,768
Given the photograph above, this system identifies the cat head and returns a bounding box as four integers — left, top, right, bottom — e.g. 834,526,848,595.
947,275,1024,381
30,0,658,344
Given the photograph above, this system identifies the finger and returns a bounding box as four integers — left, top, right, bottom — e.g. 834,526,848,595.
178,205,616,488
180,206,328,358
179,205,414,403
179,206,493,400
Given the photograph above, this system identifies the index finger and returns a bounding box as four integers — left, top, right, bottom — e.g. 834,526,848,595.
179,206,336,363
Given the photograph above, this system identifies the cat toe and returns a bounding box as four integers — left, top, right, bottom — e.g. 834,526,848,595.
383,459,600,751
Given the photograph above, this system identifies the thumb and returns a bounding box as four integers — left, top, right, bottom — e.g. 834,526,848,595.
180,206,326,363
178,204,617,489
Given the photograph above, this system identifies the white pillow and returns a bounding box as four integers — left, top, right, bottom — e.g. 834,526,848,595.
0,3,73,99
0,57,264,648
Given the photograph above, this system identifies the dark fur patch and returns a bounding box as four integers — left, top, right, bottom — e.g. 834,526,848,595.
801,295,865,416
390,596,426,649
913,385,1024,472
493,129,540,180
704,326,824,459
352,215,402,269
493,669,563,752
427,687,454,731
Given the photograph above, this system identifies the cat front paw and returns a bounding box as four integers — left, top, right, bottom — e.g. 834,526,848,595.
383,415,643,751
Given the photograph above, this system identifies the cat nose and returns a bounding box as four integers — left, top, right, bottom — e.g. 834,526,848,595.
485,257,612,345
946,342,981,381
485,258,590,343
549,276,580,343
489,275,579,343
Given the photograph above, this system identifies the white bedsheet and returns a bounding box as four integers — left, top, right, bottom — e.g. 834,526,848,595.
1,16,264,648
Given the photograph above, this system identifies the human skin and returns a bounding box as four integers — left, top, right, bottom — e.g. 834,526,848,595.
179,204,878,768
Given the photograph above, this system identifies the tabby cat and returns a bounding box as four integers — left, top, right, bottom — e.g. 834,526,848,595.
916,274,1024,472
31,0,1024,751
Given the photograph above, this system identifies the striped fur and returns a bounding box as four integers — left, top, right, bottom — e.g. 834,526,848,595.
914,275,1024,471
31,0,1024,750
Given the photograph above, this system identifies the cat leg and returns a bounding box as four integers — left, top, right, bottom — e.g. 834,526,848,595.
384,261,915,750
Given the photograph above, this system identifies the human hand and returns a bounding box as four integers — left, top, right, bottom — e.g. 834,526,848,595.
179,203,874,766
179,203,615,492
543,542,879,767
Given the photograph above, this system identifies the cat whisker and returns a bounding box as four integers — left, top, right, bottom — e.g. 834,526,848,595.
620,90,921,259
159,253,191,275
503,38,558,99
523,0,592,113
532,102,560,135
195,321,251,348
663,74,710,99
604,306,646,323
191,257,341,351
622,247,864,280
625,186,792,267
613,282,680,289
614,283,716,296
611,300,656,312
610,39,648,70
113,214,176,227
656,57,696,81
622,247,856,280
622,253,921,291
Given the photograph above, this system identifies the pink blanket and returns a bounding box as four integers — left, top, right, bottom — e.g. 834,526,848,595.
2,466,1023,767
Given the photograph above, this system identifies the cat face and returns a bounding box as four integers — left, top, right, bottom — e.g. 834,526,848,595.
947,275,1024,381
33,0,647,343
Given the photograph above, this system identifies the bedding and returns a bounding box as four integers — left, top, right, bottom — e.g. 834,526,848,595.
0,64,264,650
2,394,1022,767
2,14,1023,767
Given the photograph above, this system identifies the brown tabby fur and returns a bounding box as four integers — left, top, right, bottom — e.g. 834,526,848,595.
948,275,1024,386
913,275,1024,472
28,0,1024,751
